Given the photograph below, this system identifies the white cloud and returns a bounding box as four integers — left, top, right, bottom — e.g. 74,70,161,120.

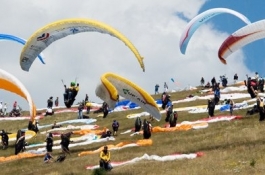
0,0,253,110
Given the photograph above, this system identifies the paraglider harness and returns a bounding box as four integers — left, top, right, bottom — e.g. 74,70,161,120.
63,80,79,108
169,111,178,127
28,120,39,133
245,77,258,98
143,121,151,139
15,130,28,155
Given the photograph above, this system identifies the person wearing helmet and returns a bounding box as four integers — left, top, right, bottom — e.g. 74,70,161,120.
99,146,113,171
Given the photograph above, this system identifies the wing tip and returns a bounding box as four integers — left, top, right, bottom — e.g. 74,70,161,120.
220,58,227,65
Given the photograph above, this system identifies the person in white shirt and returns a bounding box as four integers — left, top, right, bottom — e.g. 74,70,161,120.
3,103,7,116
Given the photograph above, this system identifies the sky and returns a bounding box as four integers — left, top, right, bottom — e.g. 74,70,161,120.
0,0,264,110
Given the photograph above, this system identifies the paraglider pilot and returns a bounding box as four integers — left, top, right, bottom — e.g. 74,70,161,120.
0,130,10,149
207,98,215,117
45,132,54,153
143,119,152,139
134,117,142,132
99,145,113,171
112,120,119,136
15,130,27,155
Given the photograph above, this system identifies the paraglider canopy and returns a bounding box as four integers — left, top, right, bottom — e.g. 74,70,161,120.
0,68,36,122
218,19,265,64
20,18,145,72
179,8,251,55
95,72,161,121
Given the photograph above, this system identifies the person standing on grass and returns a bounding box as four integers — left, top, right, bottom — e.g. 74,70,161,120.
45,133,53,153
85,94,89,103
77,102,84,119
0,130,10,149
164,82,168,92
234,73,238,84
102,102,109,118
207,99,215,117
143,119,152,139
47,96,53,109
134,117,142,132
60,132,73,155
85,102,91,114
200,77,205,87
112,120,119,136
155,84,160,94
229,99,234,116
169,111,178,127
3,103,7,116
55,97,59,107
257,97,265,121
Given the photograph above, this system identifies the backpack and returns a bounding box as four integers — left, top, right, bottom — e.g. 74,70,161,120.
135,117,141,127
214,90,220,97
112,121,119,128
144,122,151,133
169,113,174,124
209,101,215,108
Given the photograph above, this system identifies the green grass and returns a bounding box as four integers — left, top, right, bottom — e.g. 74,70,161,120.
0,86,264,175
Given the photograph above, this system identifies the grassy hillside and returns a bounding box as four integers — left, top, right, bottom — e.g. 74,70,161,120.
0,86,264,175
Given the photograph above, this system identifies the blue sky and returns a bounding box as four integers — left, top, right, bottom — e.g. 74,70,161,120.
201,0,265,77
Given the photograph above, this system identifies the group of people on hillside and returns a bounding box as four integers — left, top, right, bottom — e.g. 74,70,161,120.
43,130,73,163
134,117,152,139
165,105,178,127
0,101,21,117
154,82,168,94
244,72,265,99
0,101,8,117
3,71,265,170
201,74,236,89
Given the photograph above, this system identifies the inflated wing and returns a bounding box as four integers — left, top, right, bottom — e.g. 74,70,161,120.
0,34,45,64
179,8,251,54
218,19,265,64
0,69,36,121
20,18,145,72
95,72,161,121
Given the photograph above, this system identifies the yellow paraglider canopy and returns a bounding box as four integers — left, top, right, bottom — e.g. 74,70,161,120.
20,18,145,72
